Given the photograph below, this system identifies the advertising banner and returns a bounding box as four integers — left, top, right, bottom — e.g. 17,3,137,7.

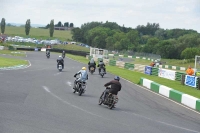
158,68,176,80
144,66,152,75
184,75,197,88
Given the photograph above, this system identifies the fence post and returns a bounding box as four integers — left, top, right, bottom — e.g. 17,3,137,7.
181,74,186,85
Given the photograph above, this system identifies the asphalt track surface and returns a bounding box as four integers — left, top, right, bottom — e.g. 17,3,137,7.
0,51,200,133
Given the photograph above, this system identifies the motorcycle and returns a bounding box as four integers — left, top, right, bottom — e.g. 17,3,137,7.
46,54,50,59
90,66,95,74
98,88,118,109
73,78,87,96
58,63,63,72
99,67,106,78
62,53,65,59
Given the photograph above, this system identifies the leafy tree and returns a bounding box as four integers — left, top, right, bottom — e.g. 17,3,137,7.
49,19,54,37
56,21,62,27
105,36,115,50
71,28,82,42
64,22,69,27
126,30,140,49
70,23,74,27
45,24,50,29
25,19,31,35
181,48,200,59
136,22,159,36
1,18,6,33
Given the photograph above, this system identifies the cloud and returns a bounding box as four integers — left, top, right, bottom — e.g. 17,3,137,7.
176,6,190,13
1,0,200,32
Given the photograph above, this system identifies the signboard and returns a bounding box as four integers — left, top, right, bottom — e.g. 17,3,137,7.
185,75,197,88
144,66,152,75
158,68,176,80
34,48,38,51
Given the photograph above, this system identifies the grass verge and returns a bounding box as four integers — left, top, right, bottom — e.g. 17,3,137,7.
0,56,28,67
67,54,200,99
0,50,26,57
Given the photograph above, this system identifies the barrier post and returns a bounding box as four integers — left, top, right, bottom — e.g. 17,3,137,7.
181,74,186,85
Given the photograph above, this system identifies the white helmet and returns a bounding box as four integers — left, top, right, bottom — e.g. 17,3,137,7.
59,55,62,58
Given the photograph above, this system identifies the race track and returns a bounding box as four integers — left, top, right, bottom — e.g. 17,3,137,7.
0,51,200,133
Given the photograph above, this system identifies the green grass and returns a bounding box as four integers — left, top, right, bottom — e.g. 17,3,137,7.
67,54,200,99
54,44,90,52
0,50,26,56
0,56,28,67
4,26,72,41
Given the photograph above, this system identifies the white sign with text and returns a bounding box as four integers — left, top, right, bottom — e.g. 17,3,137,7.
158,68,176,80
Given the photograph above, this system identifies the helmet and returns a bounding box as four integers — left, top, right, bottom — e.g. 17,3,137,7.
82,67,86,70
114,76,120,81
99,58,103,62
59,55,62,58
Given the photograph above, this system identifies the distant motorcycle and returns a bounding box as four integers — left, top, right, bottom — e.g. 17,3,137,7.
62,53,65,59
46,54,50,59
58,63,63,72
98,87,118,109
73,78,87,96
99,67,106,78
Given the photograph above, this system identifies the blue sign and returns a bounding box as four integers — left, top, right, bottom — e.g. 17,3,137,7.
145,66,152,75
34,48,38,51
185,75,197,88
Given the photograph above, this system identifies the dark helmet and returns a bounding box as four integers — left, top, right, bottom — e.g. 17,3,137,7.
99,58,103,62
114,76,120,81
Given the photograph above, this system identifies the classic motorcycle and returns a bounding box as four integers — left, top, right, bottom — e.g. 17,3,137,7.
46,54,50,59
73,79,87,96
98,88,118,109
57,63,63,72
89,66,95,74
99,67,106,78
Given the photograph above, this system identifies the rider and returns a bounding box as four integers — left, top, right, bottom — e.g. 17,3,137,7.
97,58,106,74
46,50,50,56
62,50,65,58
57,55,64,69
73,67,88,90
88,58,96,72
102,76,122,101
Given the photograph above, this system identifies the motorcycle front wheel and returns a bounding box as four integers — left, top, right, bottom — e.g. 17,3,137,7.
98,93,104,105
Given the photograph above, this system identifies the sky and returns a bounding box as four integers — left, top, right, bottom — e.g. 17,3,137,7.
1,0,200,32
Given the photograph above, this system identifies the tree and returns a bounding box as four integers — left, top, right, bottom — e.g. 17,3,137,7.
181,48,200,59
56,21,62,27
64,22,69,27
25,19,31,35
1,18,6,34
49,19,54,37
70,23,74,27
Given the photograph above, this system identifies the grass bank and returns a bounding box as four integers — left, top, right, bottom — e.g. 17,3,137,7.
0,56,28,67
0,50,26,57
4,26,72,41
66,54,200,99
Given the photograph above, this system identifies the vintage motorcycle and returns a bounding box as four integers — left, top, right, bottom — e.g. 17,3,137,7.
98,87,118,109
73,78,87,96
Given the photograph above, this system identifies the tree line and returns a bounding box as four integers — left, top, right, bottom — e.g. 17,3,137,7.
0,18,74,38
71,21,200,59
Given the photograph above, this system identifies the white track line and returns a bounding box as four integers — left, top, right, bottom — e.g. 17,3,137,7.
42,86,200,133
42,86,130,127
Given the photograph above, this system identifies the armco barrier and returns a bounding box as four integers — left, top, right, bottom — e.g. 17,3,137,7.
16,47,89,57
175,72,185,81
109,60,116,66
140,78,200,112
124,63,134,70
151,67,159,76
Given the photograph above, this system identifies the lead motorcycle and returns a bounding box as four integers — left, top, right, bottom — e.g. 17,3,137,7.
73,78,87,96
98,87,118,109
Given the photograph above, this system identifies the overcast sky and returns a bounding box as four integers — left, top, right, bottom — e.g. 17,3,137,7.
2,0,200,32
